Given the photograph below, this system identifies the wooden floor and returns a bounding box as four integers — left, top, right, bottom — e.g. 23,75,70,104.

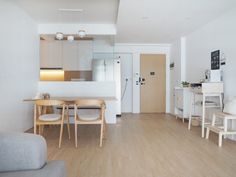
40,114,236,177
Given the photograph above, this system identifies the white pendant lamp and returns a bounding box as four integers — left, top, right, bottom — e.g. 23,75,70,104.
78,30,86,38
56,32,64,40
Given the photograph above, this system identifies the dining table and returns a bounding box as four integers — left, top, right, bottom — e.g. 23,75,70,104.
24,96,117,124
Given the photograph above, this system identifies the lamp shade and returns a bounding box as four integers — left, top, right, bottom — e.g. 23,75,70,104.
56,32,64,40
78,30,86,38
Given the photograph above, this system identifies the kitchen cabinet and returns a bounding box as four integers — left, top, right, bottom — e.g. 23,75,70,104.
40,40,93,70
62,41,78,70
40,40,63,68
62,40,93,71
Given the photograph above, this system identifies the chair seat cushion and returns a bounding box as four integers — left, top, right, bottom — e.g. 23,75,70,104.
78,114,100,121
39,114,61,121
79,114,99,121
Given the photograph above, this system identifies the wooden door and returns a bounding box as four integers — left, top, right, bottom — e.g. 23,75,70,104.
140,54,166,113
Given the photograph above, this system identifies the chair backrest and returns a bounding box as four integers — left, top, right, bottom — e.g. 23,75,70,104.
74,99,105,108
35,100,66,115
35,99,65,106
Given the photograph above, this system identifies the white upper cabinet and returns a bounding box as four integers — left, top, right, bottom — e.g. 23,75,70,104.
40,40,93,70
40,40,63,68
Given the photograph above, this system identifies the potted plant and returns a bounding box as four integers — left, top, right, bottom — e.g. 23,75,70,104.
181,81,190,87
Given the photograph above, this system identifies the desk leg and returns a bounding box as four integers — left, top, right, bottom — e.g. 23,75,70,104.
219,132,223,147
188,93,193,130
223,118,228,139
202,94,206,138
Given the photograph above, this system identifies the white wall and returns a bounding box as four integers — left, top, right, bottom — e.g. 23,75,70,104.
38,81,116,97
186,7,236,101
170,40,181,114
185,8,236,138
118,53,133,113
170,37,187,114
0,1,39,132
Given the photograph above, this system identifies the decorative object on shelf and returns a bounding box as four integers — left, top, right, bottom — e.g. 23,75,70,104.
181,81,190,87
56,32,64,40
67,35,74,41
191,118,200,126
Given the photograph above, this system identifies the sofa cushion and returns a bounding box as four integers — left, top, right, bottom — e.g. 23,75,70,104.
0,132,47,172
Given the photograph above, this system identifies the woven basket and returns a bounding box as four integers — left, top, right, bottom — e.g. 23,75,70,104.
191,118,200,126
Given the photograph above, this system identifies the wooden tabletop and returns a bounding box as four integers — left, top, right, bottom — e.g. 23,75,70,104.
24,96,117,102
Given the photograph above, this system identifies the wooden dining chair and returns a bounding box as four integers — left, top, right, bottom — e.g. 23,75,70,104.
34,100,70,148
74,99,106,148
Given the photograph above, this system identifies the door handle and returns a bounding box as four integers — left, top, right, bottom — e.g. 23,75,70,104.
139,77,146,82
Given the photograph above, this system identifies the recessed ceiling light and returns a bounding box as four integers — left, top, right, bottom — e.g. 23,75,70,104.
185,17,191,21
142,16,149,20
58,8,83,12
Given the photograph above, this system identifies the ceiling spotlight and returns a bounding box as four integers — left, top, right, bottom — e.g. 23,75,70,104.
78,30,86,38
56,32,64,40
67,35,74,42
58,8,83,12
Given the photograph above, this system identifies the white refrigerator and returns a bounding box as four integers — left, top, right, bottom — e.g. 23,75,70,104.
92,58,121,115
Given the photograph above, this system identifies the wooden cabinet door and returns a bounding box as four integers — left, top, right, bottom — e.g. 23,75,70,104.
62,41,78,71
40,40,93,71
40,40,62,68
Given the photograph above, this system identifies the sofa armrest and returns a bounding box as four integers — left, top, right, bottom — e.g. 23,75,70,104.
0,161,66,177
0,132,47,172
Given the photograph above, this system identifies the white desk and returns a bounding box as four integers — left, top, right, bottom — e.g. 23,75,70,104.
188,82,223,138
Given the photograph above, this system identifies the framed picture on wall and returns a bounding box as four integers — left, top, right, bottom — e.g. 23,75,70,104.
211,50,220,70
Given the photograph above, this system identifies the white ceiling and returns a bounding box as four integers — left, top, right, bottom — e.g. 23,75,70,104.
12,0,236,43
13,0,119,24
116,0,236,43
